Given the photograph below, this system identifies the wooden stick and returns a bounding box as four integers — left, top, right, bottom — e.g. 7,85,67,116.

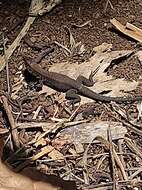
1,96,20,149
110,18,142,43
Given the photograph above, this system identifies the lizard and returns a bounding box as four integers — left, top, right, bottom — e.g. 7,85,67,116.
23,49,142,103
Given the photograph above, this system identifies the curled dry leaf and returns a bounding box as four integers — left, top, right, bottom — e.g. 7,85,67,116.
65,26,85,56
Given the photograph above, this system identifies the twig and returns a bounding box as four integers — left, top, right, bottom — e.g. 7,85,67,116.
104,0,114,12
82,179,142,189
124,137,142,159
118,139,126,180
108,126,117,190
32,105,42,120
71,20,91,28
104,104,142,136
2,33,10,94
0,95,20,149
110,18,142,43
96,155,107,170
96,136,128,180
54,41,71,55
129,167,142,180
71,173,85,183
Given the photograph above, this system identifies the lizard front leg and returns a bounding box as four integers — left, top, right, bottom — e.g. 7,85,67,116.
76,71,95,87
65,89,81,104
66,71,97,104
76,66,99,87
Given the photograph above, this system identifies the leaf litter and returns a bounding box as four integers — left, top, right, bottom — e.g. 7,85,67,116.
1,0,142,190
39,44,138,104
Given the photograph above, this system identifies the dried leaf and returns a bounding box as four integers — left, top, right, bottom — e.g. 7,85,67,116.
110,18,142,43
34,137,47,147
136,50,142,64
48,149,64,161
32,146,54,161
59,121,127,144
93,42,112,53
137,101,142,120
0,138,70,190
40,48,137,104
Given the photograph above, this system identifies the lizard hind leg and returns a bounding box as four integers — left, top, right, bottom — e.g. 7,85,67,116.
65,89,81,104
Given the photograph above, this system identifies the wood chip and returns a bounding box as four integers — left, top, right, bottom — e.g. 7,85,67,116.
110,18,142,43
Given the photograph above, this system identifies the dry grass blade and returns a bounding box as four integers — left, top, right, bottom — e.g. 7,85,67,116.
96,155,107,170
82,138,94,185
15,122,56,130
65,26,76,51
71,20,91,28
104,0,114,12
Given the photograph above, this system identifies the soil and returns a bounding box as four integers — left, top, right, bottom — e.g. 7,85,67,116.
0,0,142,189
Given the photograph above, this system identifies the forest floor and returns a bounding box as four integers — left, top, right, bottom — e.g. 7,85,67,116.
0,0,142,189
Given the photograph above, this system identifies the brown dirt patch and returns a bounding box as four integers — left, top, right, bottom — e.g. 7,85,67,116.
0,0,142,189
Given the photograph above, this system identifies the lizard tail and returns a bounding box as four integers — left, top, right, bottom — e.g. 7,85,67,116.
80,86,142,103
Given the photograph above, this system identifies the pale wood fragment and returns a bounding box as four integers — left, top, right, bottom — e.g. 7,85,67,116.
110,18,142,43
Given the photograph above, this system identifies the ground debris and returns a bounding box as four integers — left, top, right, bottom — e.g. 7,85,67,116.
1,0,142,189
